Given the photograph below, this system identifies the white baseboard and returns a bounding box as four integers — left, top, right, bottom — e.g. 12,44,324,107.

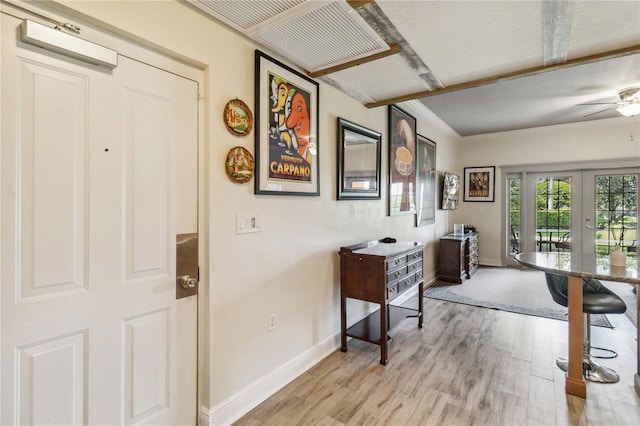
199,333,340,426
199,275,437,426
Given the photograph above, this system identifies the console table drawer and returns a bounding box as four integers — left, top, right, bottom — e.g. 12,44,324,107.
408,250,423,262
386,254,407,270
387,273,415,297
387,282,399,299
387,249,421,271
407,259,423,273
387,266,407,282
397,273,416,293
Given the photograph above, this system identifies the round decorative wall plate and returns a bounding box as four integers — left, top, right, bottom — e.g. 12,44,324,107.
225,146,254,184
223,98,253,136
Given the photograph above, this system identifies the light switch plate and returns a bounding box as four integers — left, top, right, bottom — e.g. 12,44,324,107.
237,214,264,234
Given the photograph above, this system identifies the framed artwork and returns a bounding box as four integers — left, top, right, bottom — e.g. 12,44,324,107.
464,166,495,202
388,105,417,215
415,134,436,226
223,98,253,136
254,50,320,196
337,117,381,200
441,172,460,210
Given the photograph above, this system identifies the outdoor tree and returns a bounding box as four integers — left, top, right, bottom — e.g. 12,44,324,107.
535,178,571,228
510,179,520,227
596,175,638,244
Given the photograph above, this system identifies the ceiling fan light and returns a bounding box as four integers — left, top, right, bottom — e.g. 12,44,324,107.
616,103,640,117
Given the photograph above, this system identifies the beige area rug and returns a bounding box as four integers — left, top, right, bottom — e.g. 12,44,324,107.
424,267,637,329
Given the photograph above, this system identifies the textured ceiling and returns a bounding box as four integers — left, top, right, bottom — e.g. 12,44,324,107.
418,54,640,135
188,0,640,136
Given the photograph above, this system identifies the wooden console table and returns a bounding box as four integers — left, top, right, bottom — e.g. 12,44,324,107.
339,238,424,365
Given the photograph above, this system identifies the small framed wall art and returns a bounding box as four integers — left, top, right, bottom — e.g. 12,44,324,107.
223,98,253,136
463,166,495,202
415,134,436,226
441,172,460,210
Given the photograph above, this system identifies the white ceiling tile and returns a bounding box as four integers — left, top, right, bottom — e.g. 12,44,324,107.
568,1,640,57
377,0,543,84
329,55,431,102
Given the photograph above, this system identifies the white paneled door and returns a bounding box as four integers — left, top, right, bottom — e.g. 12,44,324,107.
1,13,198,425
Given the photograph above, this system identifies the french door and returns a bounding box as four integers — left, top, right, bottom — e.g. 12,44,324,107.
582,169,639,256
507,171,581,262
507,168,639,264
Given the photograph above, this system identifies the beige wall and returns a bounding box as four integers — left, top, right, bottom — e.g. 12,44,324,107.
23,1,640,423
46,1,461,423
457,118,640,266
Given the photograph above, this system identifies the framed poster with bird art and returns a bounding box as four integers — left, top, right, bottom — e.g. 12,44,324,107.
254,50,320,196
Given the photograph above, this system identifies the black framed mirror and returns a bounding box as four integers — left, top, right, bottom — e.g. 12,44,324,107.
337,118,382,200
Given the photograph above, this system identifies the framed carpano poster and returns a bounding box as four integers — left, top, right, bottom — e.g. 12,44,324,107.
415,134,436,226
463,166,495,202
254,50,320,196
388,104,417,215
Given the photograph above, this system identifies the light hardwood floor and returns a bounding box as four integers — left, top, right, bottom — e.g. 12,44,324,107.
234,296,640,425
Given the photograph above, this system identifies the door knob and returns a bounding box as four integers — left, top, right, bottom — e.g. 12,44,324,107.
180,275,198,289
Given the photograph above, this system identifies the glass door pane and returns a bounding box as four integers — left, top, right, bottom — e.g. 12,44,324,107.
592,173,638,257
509,176,521,255
524,171,581,255
535,177,572,252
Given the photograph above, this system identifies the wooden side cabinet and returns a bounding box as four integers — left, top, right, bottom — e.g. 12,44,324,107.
438,232,478,283
339,238,424,365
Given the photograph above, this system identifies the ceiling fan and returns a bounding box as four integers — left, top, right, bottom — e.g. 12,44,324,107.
578,86,640,117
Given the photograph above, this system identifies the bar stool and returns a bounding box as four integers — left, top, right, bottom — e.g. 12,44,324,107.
544,272,627,383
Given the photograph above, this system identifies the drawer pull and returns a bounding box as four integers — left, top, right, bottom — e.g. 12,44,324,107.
395,270,402,277
394,259,402,265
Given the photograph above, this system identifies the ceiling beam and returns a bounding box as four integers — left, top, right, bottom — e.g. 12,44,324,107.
543,0,574,65
347,1,375,9
354,1,442,90
365,44,640,109
306,44,401,78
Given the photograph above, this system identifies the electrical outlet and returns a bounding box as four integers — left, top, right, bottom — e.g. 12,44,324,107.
268,313,276,331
